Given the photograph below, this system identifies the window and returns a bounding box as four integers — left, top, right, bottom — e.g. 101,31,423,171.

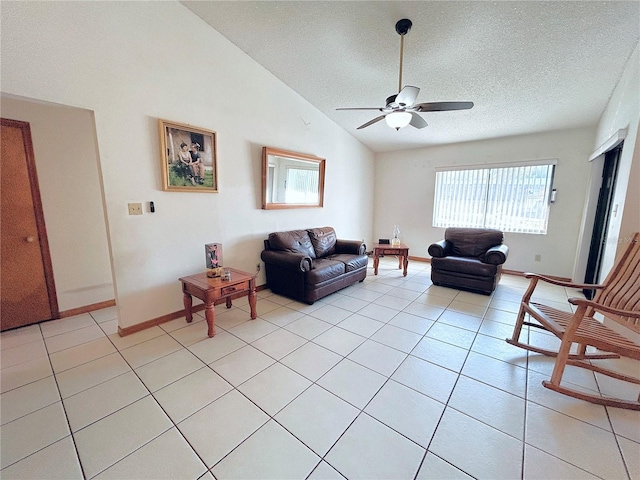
284,167,320,204
433,161,556,234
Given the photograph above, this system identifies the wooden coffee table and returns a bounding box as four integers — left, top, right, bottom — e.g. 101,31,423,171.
373,243,409,276
179,268,257,337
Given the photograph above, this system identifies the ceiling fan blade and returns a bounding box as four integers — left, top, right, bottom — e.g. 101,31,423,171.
414,101,474,112
409,112,428,129
395,85,420,106
336,107,384,111
357,115,387,130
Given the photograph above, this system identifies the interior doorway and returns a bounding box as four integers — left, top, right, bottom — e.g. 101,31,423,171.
1,95,116,320
1,118,59,330
583,144,622,298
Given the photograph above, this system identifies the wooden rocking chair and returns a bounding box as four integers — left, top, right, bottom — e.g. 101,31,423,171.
507,232,640,410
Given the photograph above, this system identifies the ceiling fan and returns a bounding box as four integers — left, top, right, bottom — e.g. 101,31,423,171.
337,19,474,131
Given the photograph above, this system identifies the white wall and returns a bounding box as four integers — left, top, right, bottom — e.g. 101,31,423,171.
580,43,640,281
1,96,114,311
374,127,596,278
1,2,374,329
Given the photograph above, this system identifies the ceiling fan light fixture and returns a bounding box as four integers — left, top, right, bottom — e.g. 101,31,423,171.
336,18,473,131
385,111,412,130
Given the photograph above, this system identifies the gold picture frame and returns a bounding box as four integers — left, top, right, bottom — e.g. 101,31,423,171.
262,146,325,209
159,119,218,192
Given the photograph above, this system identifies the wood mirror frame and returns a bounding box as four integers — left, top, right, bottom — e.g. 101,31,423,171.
262,147,325,210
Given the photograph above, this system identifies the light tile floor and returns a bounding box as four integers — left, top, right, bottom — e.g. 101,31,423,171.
1,258,639,479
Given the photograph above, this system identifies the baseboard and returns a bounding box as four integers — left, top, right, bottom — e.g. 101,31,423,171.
408,256,430,263
117,285,266,337
502,269,571,282
118,305,206,337
59,299,116,318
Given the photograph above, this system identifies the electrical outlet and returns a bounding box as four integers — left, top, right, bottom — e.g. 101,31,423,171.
128,203,143,215
256,263,261,273
535,254,541,262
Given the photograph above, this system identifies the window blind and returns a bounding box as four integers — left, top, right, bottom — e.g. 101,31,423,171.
284,167,319,204
433,163,555,234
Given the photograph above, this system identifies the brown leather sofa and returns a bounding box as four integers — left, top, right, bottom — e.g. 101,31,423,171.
261,227,368,304
428,228,509,295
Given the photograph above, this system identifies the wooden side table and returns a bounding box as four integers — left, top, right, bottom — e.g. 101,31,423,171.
179,268,257,337
372,243,409,277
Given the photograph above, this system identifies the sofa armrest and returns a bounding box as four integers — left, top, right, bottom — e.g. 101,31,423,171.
260,250,312,272
484,244,509,265
335,239,366,255
428,239,451,258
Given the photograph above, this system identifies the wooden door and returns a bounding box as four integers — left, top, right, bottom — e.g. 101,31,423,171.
1,118,58,330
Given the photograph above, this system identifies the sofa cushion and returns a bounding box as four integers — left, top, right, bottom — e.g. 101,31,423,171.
431,256,498,277
268,230,316,259
308,227,337,258
445,228,503,257
328,254,368,272
306,258,345,284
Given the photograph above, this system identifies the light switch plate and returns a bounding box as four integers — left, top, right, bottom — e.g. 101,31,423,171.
128,203,143,215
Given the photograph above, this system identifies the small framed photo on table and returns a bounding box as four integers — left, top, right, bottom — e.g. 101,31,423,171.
205,243,223,277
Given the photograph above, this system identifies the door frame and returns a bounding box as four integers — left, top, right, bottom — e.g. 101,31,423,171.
2,118,59,321
583,143,622,298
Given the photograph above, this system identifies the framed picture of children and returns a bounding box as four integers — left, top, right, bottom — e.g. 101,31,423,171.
159,119,218,192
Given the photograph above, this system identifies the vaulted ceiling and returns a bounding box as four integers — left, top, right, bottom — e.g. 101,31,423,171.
183,1,639,153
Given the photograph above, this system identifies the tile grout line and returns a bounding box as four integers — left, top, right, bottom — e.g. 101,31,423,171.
2,266,635,479
39,322,89,480
413,289,490,480
84,326,212,480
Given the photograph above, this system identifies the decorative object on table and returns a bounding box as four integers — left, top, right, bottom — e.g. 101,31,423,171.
378,239,390,244
205,243,222,277
262,147,325,209
222,267,232,281
391,225,401,247
159,119,218,192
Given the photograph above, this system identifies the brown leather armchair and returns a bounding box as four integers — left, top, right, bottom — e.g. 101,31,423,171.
428,228,508,295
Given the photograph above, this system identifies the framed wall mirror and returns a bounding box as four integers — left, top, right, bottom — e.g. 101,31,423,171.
262,147,325,209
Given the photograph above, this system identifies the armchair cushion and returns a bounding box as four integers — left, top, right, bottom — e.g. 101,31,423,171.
431,256,498,277
446,228,504,257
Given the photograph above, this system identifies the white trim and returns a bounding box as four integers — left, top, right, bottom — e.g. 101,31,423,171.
435,158,557,172
588,128,627,161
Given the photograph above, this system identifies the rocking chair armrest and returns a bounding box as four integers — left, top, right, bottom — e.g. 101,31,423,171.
524,273,606,290
568,297,640,318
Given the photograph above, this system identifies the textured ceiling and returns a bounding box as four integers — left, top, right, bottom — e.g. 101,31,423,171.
182,1,639,153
